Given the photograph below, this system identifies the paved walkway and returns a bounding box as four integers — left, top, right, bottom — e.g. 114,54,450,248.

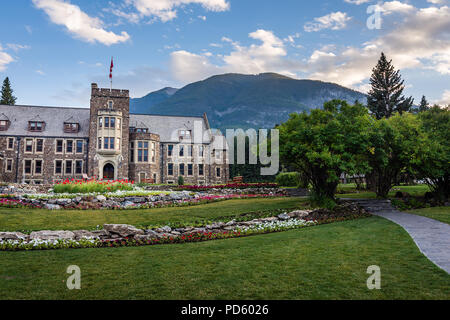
348,199,450,274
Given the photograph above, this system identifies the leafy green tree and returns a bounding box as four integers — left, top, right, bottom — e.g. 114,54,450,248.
418,95,429,113
367,113,423,198
367,53,413,119
278,100,371,204
413,106,450,200
0,77,17,105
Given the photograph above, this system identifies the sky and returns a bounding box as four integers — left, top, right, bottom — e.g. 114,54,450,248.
0,0,449,107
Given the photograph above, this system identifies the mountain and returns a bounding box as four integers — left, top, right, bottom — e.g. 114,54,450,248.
130,73,366,129
130,87,178,114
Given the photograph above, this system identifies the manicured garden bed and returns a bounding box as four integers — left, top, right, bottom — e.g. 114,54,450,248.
0,217,448,299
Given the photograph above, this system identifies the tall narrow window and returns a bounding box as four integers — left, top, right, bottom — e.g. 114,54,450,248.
36,139,43,153
65,160,72,175
104,117,110,128
109,137,115,150
179,145,184,157
75,160,83,174
104,137,109,149
76,140,83,153
199,164,204,176
66,140,73,153
7,138,14,150
137,141,149,162
188,164,193,176
110,117,115,129
130,142,135,162
56,140,63,153
187,145,193,157
24,160,32,175
216,167,221,177
98,138,102,150
99,117,103,128
168,145,173,157
198,145,204,157
152,142,156,162
168,163,174,176
179,163,185,176
25,139,33,153
6,159,13,172
35,160,42,175
55,160,62,174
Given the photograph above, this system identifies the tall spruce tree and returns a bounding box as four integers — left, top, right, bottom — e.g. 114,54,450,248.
0,77,17,105
367,53,413,119
418,95,429,112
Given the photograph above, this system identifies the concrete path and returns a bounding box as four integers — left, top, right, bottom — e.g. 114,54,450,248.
348,199,450,274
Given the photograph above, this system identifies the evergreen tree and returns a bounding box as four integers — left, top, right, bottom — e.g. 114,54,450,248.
418,95,429,112
0,77,17,105
367,53,413,119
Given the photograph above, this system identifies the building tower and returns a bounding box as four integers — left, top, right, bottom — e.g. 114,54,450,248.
88,83,130,180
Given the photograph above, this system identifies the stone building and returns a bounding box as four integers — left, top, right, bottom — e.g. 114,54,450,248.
0,83,229,185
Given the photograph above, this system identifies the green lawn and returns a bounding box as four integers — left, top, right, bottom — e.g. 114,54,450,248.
0,197,305,232
0,216,448,300
406,207,450,224
337,184,430,199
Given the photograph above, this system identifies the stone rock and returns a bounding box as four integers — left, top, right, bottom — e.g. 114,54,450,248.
73,230,98,240
277,213,290,220
96,195,107,202
56,198,71,205
91,230,109,238
156,226,172,233
144,230,162,238
124,197,146,203
30,230,75,240
0,232,28,241
225,220,236,226
45,204,61,210
103,224,144,237
134,234,158,241
122,201,135,208
289,210,311,218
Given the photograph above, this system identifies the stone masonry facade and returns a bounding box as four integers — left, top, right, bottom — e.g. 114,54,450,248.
0,83,229,185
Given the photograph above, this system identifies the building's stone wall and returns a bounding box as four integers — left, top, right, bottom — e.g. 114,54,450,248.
128,132,161,183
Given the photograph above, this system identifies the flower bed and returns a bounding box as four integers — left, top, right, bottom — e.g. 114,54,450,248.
175,183,278,191
53,179,134,194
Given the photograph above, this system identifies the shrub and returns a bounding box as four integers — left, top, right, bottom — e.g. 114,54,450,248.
275,172,301,187
178,176,184,186
53,179,134,194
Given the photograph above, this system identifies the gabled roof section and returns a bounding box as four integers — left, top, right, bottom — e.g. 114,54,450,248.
0,105,90,137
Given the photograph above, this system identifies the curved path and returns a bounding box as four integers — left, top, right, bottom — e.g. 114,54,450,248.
348,199,450,274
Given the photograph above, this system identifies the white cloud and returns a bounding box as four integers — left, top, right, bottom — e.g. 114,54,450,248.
435,89,450,105
0,45,14,72
36,70,46,76
32,0,130,45
376,1,416,15
127,0,230,22
304,11,351,32
6,44,31,52
344,0,371,4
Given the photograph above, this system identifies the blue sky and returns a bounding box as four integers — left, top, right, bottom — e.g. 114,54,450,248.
0,0,449,107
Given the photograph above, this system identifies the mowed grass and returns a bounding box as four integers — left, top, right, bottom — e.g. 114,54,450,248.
336,184,430,199
406,207,450,224
0,197,305,232
0,217,448,300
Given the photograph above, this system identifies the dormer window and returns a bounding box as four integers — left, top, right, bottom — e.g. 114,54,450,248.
64,122,80,133
108,100,114,109
0,120,10,131
179,130,192,139
29,121,45,132
135,128,149,133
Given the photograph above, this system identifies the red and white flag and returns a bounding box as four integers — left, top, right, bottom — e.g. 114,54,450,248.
109,57,114,79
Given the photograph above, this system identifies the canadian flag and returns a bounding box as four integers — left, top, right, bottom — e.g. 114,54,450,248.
109,57,114,79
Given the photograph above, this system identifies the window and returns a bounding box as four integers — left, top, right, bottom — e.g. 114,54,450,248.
56,140,63,153
216,167,221,177
117,118,121,129
135,128,148,133
108,100,113,109
24,160,32,175
199,164,204,176
188,164,193,176
117,138,121,150
110,117,116,129
65,160,72,175
198,145,204,157
55,160,62,174
0,120,10,131
6,159,13,172
28,121,44,132
187,145,193,157
168,163,174,176
168,145,173,157
35,160,42,175
179,130,192,139
109,137,115,150
99,117,103,128
7,137,14,150
137,141,149,162
104,117,110,128
75,160,83,174
152,142,156,162
64,123,79,133
25,139,33,153
179,145,185,157
36,139,43,153
179,164,185,176
104,137,109,149
66,140,73,153
76,140,83,153
215,150,221,160
98,138,102,150
130,142,135,162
